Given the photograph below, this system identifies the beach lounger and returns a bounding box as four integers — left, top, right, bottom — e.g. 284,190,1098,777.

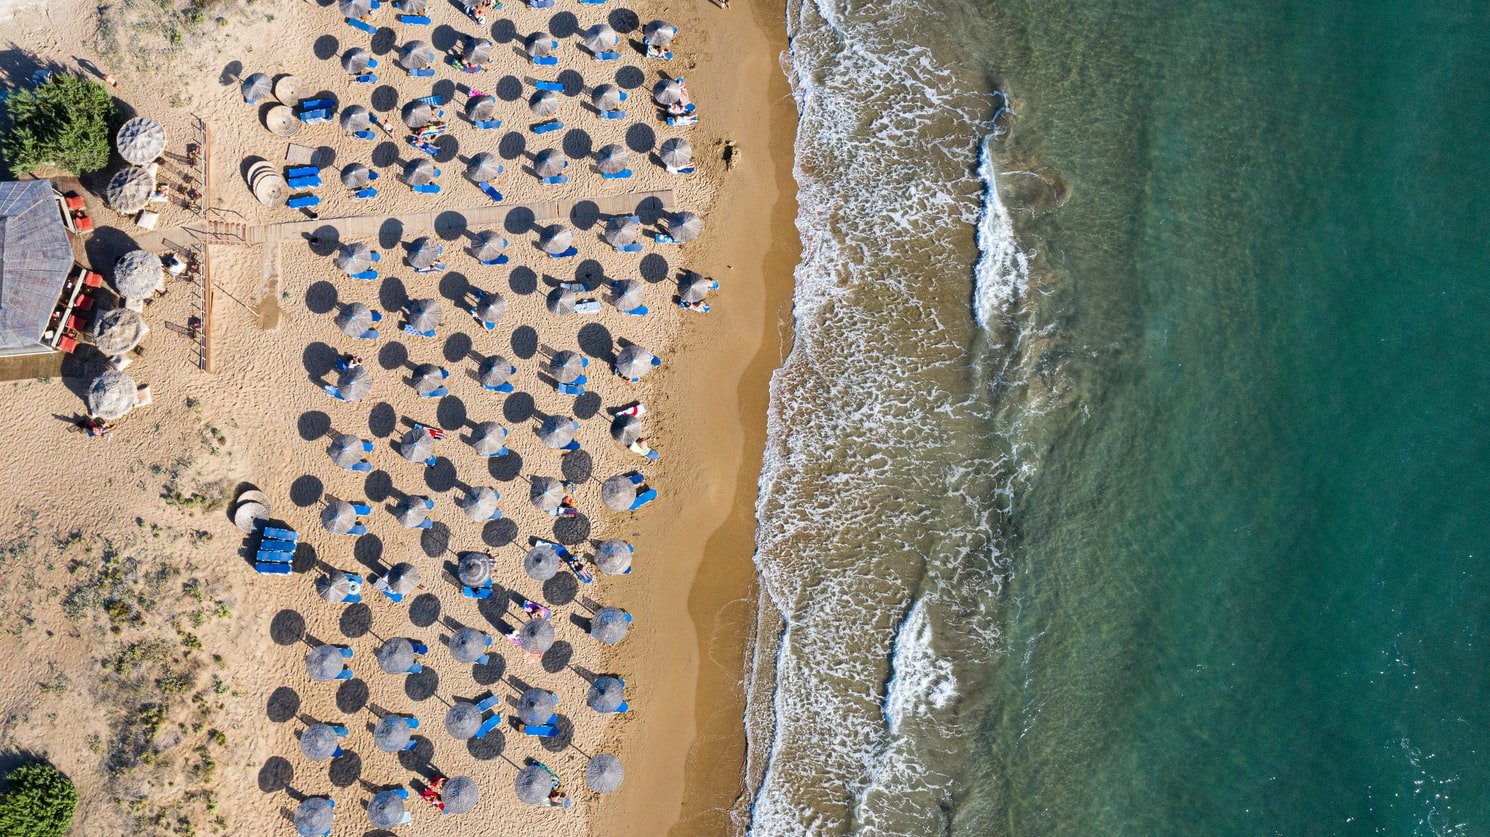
601,169,633,180
287,174,321,190
623,305,648,316
600,109,626,120
630,488,657,511
409,139,439,157
462,583,493,598
348,460,373,472
256,550,294,564
350,503,371,516
573,300,601,314
520,721,560,737
261,538,298,553
541,175,568,186
288,165,319,178
479,254,509,266
348,523,368,536
362,58,378,69
354,187,378,199
532,119,563,135
655,233,678,245
473,714,503,740
324,385,348,400
411,183,441,194
355,72,377,84
671,165,695,174
478,181,503,202
417,94,447,106
547,246,579,259
476,695,502,713
361,440,376,451
595,50,620,61
345,16,376,34
478,445,509,458
350,269,378,281
353,328,379,340
556,375,586,396
255,562,293,575
618,242,643,253
399,13,429,23
353,129,377,141
418,386,448,399
667,114,698,127
259,524,298,541
534,80,564,91
474,118,501,129
409,67,435,77
483,382,515,393
287,194,320,208
532,55,558,67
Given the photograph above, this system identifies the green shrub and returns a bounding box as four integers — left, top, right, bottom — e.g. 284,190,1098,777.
2,73,116,175
0,762,77,837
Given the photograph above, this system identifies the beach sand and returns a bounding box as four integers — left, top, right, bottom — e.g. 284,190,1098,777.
0,0,794,832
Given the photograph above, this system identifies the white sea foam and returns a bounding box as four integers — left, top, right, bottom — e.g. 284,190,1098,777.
974,134,1032,327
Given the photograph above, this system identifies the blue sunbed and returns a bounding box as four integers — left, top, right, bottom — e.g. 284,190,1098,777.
353,129,376,141
419,385,447,398
532,119,563,135
478,254,509,266
601,169,632,180
542,175,568,186
476,695,502,712
601,109,625,120
350,503,371,515
255,562,293,575
623,305,648,316
478,181,503,202
347,460,373,471
256,549,294,564
595,50,620,61
259,524,298,541
287,174,321,189
462,583,493,599
473,714,503,740
534,80,563,91
474,118,501,130
617,242,643,253
287,165,319,178
355,187,378,199
411,183,441,194
409,67,435,77
418,94,447,106
350,269,378,281
355,72,377,84
399,13,429,23
521,721,559,737
655,233,677,244
548,246,578,259
630,488,657,510
671,165,695,174
556,375,586,396
261,538,297,553
533,55,557,67
347,524,367,536
345,16,376,34
287,194,320,208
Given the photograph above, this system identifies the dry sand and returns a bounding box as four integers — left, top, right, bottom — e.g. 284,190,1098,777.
0,0,796,832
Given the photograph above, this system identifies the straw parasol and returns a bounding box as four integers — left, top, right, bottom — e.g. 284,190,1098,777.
515,764,552,805
659,137,693,169
472,231,506,262
273,75,302,105
466,95,496,122
265,105,302,137
341,162,374,189
327,433,367,467
610,414,644,446
405,239,440,273
295,798,335,836
114,249,163,299
616,344,658,380
401,99,432,128
375,638,417,675
459,486,500,522
534,148,566,178
385,562,420,595
305,644,346,681
471,421,508,456
399,40,436,71
524,32,555,58
443,776,479,815
680,272,715,303
595,144,630,175
321,500,357,535
516,617,555,652
538,225,574,255
478,355,514,388
300,724,342,761
342,47,373,74
449,627,491,664
340,105,371,134
337,242,374,274
601,474,638,511
587,676,625,712
586,754,624,793
523,544,560,581
106,166,154,214
241,72,271,103
581,23,618,53
549,350,585,383
410,363,446,397
392,495,432,527
590,607,630,644
315,571,354,604
86,369,136,420
611,279,644,312
529,476,564,512
116,117,166,165
591,84,624,112
335,364,372,402
457,551,493,585
398,425,436,463
90,307,148,355
336,303,375,338
465,152,503,182
644,20,678,46
338,0,372,17
594,540,633,575
403,157,437,186
445,701,482,740
537,415,579,449
464,37,494,67
233,502,268,534
604,214,640,248
528,90,558,117
668,211,704,243
516,688,557,724
546,287,577,316
405,297,442,331
653,78,685,105
367,790,407,828
401,0,426,13
374,714,414,751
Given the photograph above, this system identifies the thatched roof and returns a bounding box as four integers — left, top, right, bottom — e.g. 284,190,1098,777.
0,181,74,353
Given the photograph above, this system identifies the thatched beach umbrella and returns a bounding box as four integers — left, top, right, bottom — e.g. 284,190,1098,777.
336,303,375,338
401,99,432,129
616,344,658,380
374,714,414,751
338,0,372,17
478,355,515,388
549,350,585,383
591,84,624,112
398,425,436,463
457,551,493,586
595,144,629,175
546,287,577,316
653,78,685,105
464,37,494,67
445,701,482,740
667,211,703,243
410,363,446,397
341,162,374,189
659,137,693,169
643,20,678,46
529,476,564,512
472,231,506,262
471,421,507,457
610,413,644,446
403,157,437,186
516,617,554,653
590,607,630,644
264,105,302,138
466,95,496,122
375,638,417,675
514,764,552,805
516,687,557,724
401,0,426,13
534,149,566,178
528,90,558,117
90,307,148,355
86,370,136,420
340,105,371,134
327,433,367,467
399,40,436,71
459,487,500,522
385,562,420,595
335,364,372,402
523,544,560,581
106,166,154,214
601,474,638,511
611,279,644,312
449,627,491,664
295,798,335,836
114,249,163,299
538,225,574,255
300,724,342,761
586,754,624,793
581,23,618,53
321,499,357,535
680,272,715,303
604,214,640,248
587,676,625,712
342,47,373,74
367,789,407,828
465,152,502,182
273,75,302,105
241,72,272,104
524,32,556,58
594,540,633,575
443,776,479,816
392,495,432,527
407,237,440,269
472,294,506,326
405,297,442,331
337,242,374,274
305,644,347,681
315,571,355,604
116,117,165,165
537,415,579,449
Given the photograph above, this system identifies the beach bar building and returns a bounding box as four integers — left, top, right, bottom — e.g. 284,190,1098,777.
0,180,90,357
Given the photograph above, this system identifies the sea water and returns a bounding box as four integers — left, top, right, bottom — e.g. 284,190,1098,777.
746,0,1490,833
